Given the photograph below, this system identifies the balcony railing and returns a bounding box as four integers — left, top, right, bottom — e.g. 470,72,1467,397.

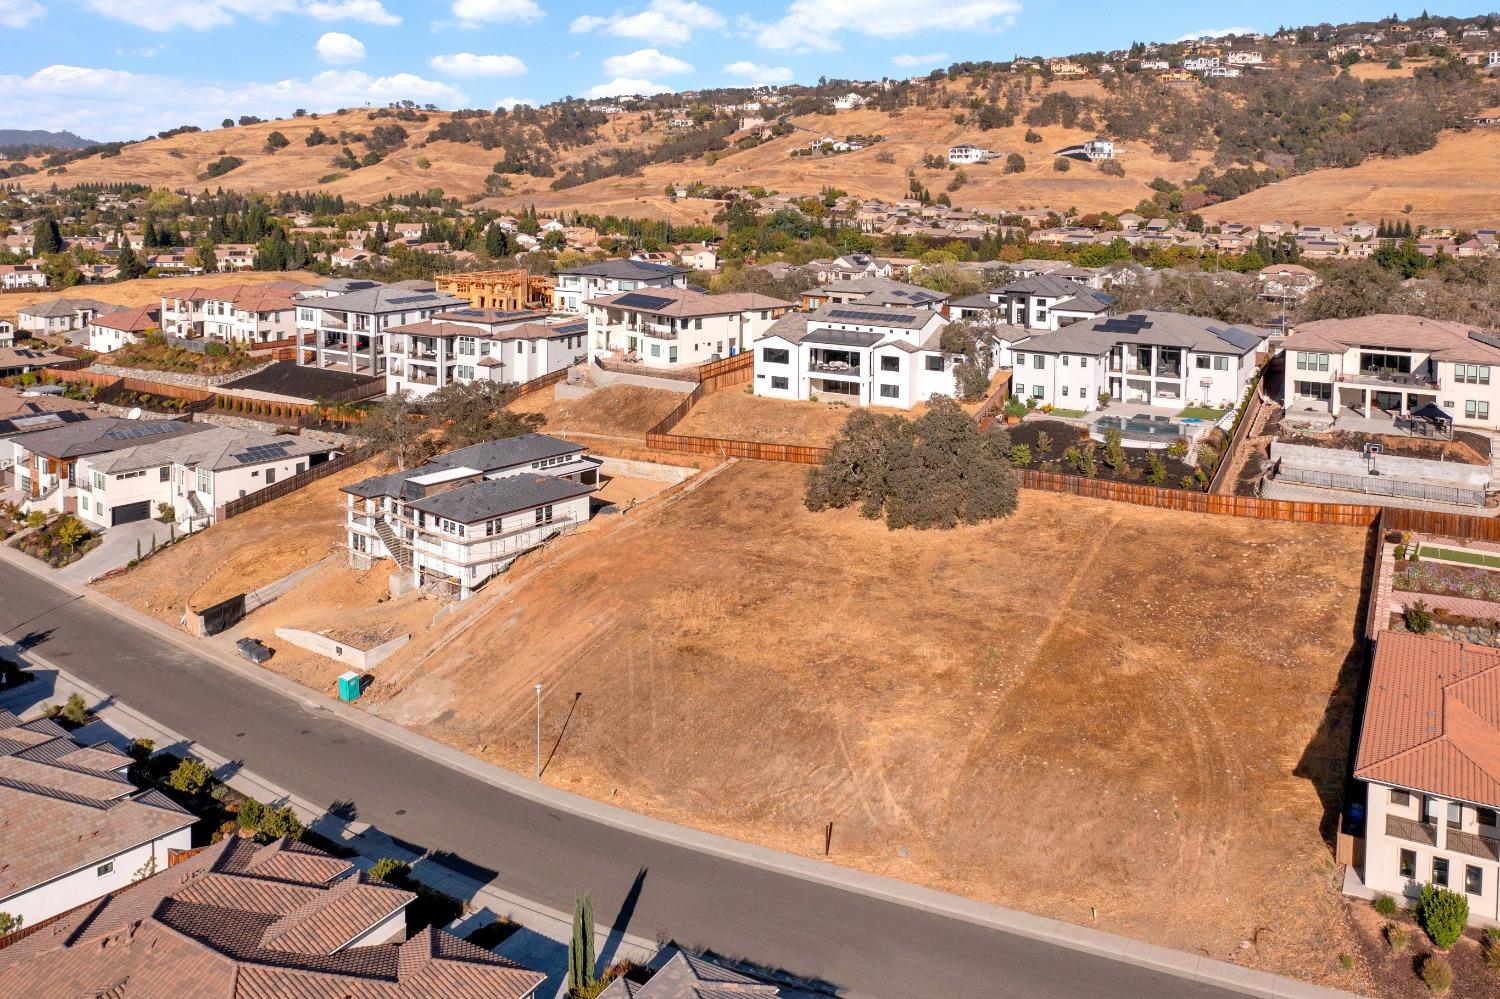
1339,370,1439,390
809,361,863,376
1155,367,1183,379
1386,813,1438,847
1446,827,1500,862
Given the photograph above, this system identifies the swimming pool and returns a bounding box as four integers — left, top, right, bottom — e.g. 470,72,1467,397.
1091,414,1185,439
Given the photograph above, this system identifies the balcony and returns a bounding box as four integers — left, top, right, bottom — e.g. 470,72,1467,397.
1446,827,1500,862
809,360,863,377
1339,369,1439,390
623,322,678,340
1386,814,1437,847
1155,366,1183,380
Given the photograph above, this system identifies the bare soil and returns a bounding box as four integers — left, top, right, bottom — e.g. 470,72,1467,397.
1274,418,1490,466
325,461,1370,989
94,457,380,614
506,384,686,441
674,389,856,445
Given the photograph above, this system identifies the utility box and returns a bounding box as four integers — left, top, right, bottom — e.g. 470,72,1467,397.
337,671,362,703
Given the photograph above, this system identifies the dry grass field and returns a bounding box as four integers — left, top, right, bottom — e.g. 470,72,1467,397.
1204,129,1500,228
95,457,379,614
0,270,320,326
327,461,1371,990
505,384,687,441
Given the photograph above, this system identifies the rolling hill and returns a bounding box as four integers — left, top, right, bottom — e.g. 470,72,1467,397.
0,128,97,151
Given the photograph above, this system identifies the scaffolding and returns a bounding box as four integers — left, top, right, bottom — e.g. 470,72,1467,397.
436,269,555,312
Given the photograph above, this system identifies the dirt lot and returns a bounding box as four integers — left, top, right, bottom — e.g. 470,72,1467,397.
506,384,686,441
674,389,856,445
95,457,380,615
0,271,320,326
290,460,1371,990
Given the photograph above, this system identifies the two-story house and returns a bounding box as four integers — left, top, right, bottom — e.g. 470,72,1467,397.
585,289,793,370
160,281,309,344
384,309,588,398
1281,315,1500,429
1010,311,1264,410
296,280,467,376
16,298,119,336
951,275,1116,331
343,434,600,599
85,305,160,354
799,276,948,312
1355,633,1500,924
752,307,957,410
9,418,206,517
553,259,688,315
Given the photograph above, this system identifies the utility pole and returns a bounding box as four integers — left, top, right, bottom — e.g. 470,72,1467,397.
534,682,543,780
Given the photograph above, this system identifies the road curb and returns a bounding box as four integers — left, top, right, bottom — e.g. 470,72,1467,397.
1,545,1362,999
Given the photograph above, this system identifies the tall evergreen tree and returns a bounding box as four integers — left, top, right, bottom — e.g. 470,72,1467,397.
567,895,596,996
116,245,143,280
32,215,61,255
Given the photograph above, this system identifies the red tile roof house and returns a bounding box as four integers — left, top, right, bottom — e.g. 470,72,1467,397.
0,834,546,999
1354,633,1500,923
86,305,159,354
0,708,195,928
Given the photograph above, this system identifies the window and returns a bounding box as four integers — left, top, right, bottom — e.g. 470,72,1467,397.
1079,357,1088,368
1061,355,1069,367
1449,802,1464,829
669,346,678,363
1391,789,1411,807
1468,865,1484,895
881,356,899,372
1295,381,1332,401
650,344,661,358
266,468,276,486
1033,355,1044,369
1214,356,1229,371
1296,351,1330,372
160,466,170,482
1196,355,1211,369
535,504,555,525
81,495,89,512
1400,849,1416,879
1480,808,1498,828
96,861,114,877
1032,385,1044,399
1425,796,1441,824
196,468,211,494
1062,386,1069,397
1433,856,1450,887
1014,352,1025,365
925,356,944,371
771,376,789,390
1455,364,1492,385
762,347,790,364
879,384,899,399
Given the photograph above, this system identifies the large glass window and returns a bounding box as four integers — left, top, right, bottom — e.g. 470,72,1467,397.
1467,864,1483,896
1433,856,1450,887
762,347,790,364
1399,849,1416,879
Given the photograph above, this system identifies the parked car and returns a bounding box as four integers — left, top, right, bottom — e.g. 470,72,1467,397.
235,638,273,663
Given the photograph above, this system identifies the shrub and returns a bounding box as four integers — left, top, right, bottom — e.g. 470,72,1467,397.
1485,927,1500,971
237,797,265,831
0,911,22,935
1024,128,1042,143
166,757,212,796
59,692,90,726
1008,443,1032,466
1166,438,1189,458
1035,431,1053,455
1373,893,1398,917
1394,544,1408,560
1420,954,1453,994
1418,883,1468,949
1097,391,1111,408
1003,152,1025,174
127,737,155,762
1099,159,1126,177
1387,924,1409,953
1406,600,1434,635
259,805,303,841
1145,451,1166,486
1053,157,1071,172
369,857,413,885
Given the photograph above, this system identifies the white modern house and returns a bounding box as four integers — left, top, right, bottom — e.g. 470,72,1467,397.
752,307,958,409
585,289,793,370
1354,633,1500,924
384,309,588,398
0,264,48,290
950,275,1116,331
1281,315,1500,430
0,708,195,928
159,281,308,345
948,144,996,164
295,280,467,376
343,434,601,599
86,306,159,354
1010,311,1264,410
553,259,688,315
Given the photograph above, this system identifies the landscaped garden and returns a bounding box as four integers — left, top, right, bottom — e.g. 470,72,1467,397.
1005,418,1220,491
1178,406,1229,421
1387,539,1500,648
109,333,262,376
107,388,199,414
10,512,101,568
1345,888,1500,998
7,371,99,401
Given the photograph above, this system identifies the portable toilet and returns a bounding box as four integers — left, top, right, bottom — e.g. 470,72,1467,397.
337,671,362,702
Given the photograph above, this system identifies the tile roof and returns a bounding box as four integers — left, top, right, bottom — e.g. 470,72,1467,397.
17,298,120,319
0,837,544,999
587,288,792,318
1355,633,1500,808
1288,315,1500,365
88,305,159,333
597,953,786,999
408,474,594,524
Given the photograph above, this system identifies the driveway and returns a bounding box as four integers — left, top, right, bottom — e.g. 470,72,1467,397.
56,518,176,585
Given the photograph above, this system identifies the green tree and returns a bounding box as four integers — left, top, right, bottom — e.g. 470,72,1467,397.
166,756,212,796
265,131,290,150
568,894,596,996
369,857,413,885
116,245,143,280
0,911,23,936
25,510,46,530
31,215,61,255
352,391,436,470
424,381,544,450
258,805,304,842
1003,153,1025,174
192,241,218,274
1418,883,1468,949
55,516,87,555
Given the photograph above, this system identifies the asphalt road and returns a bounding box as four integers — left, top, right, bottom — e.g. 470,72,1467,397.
0,561,1251,999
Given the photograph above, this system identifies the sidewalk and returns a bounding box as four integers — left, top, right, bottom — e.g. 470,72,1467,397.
0,540,1363,999
0,661,657,999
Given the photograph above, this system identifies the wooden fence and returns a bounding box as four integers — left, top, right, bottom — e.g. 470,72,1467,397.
218,446,372,520
1207,357,1274,495
512,367,570,399
696,350,755,390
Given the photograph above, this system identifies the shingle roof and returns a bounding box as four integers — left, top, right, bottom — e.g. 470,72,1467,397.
559,259,687,280
409,474,594,524
0,837,545,999
9,417,208,460
17,298,120,319
1355,633,1500,808
597,953,786,999
312,284,467,315
1288,315,1500,365
1015,311,1263,356
87,426,328,475
754,312,809,345
343,434,584,500
587,288,791,318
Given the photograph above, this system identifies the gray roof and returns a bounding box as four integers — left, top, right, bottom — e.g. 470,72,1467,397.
344,433,583,500
559,259,687,280
819,306,934,330
1000,274,1089,298
597,952,787,999
950,292,1004,310
10,417,207,459
17,298,119,319
803,328,884,348
410,473,593,524
1014,311,1265,356
312,283,466,315
87,426,330,475
810,276,946,306
755,312,809,345
1055,289,1117,314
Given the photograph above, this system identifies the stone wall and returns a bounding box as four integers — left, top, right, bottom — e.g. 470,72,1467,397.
90,359,275,388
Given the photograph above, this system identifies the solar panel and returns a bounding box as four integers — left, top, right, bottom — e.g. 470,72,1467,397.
611,293,676,310
235,443,291,464
827,309,918,326
385,294,438,306
1095,314,1153,334
105,423,178,441
1471,331,1500,351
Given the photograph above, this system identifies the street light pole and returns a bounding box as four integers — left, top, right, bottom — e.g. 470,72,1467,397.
534,682,543,780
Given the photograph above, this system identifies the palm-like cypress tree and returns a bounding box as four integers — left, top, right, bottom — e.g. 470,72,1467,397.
567,893,595,996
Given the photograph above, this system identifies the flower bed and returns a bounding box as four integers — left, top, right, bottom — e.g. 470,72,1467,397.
11,515,101,568
1005,419,1209,492
110,334,261,377
1393,560,1500,602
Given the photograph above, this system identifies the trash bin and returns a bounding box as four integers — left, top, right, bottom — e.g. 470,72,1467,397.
337,671,362,703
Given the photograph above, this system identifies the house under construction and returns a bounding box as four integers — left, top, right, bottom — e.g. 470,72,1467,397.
437,270,555,312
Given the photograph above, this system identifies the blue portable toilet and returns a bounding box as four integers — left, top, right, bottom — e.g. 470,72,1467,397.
337,671,362,702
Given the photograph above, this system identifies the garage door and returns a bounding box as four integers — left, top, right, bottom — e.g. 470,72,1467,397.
111,501,152,526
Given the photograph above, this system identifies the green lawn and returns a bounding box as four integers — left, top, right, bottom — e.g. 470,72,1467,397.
1048,408,1087,419
1178,407,1228,421
1420,546,1500,568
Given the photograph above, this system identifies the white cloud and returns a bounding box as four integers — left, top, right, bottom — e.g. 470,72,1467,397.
316,31,365,64
603,48,693,78
892,52,947,68
571,0,723,46
306,0,400,26
1175,27,1258,42
584,77,673,99
0,64,466,139
0,0,45,28
451,0,542,28
723,60,793,84
751,0,1018,52
495,96,534,109
430,53,528,76
84,0,296,32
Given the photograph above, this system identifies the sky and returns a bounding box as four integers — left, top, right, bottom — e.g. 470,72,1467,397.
0,1,1485,140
